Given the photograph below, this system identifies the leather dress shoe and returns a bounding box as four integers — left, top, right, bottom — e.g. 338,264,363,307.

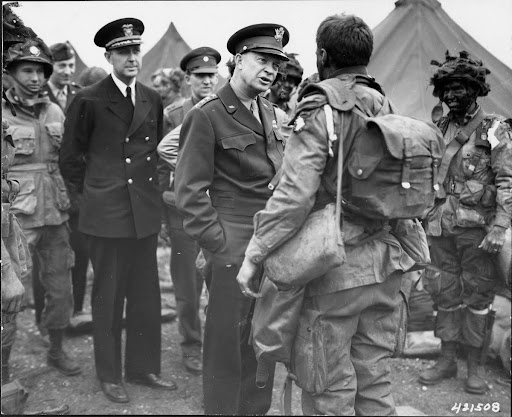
100,381,129,403
183,356,202,375
125,373,177,391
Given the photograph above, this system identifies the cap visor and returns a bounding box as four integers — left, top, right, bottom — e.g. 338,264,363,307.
249,48,289,61
190,68,218,74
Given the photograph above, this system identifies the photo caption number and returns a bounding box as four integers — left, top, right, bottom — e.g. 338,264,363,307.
451,403,500,414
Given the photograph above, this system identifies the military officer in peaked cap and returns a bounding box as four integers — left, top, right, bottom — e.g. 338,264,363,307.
175,23,289,415
156,46,221,377
43,42,81,112
60,17,176,404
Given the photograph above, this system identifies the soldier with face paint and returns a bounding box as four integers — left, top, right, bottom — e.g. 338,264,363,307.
419,51,512,395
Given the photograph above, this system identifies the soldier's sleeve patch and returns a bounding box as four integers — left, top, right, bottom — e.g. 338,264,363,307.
294,116,306,132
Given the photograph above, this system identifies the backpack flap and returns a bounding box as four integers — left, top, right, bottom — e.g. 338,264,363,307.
347,114,445,219
347,128,383,180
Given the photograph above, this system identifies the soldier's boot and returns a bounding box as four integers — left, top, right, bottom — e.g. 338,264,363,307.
465,346,487,394
1,346,12,384
418,341,458,385
47,329,82,376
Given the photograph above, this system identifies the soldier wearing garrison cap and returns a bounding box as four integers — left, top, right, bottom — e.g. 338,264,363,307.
156,46,222,377
175,23,289,415
42,42,81,112
60,17,176,404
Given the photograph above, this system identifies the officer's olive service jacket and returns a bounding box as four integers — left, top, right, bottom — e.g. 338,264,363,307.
42,82,81,113
60,75,163,239
175,82,285,261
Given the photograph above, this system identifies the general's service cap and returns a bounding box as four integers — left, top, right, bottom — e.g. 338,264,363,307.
94,18,144,50
227,23,289,61
49,42,75,62
180,47,221,74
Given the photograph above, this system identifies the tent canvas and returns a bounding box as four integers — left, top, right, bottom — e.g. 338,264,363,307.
138,22,192,88
138,22,227,98
68,41,88,85
368,0,512,121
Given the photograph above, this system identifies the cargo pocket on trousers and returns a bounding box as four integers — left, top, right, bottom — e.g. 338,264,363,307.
291,317,328,394
391,291,408,358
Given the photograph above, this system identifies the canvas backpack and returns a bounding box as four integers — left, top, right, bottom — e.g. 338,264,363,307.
306,76,446,220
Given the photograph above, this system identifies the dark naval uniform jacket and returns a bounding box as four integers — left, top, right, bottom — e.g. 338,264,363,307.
175,82,285,263
59,75,163,239
42,82,81,112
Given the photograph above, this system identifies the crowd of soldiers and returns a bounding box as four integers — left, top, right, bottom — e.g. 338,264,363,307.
2,3,511,416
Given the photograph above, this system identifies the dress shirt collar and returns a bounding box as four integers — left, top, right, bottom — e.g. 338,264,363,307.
111,73,136,104
47,80,67,97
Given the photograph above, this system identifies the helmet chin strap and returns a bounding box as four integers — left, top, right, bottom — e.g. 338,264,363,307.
7,71,44,99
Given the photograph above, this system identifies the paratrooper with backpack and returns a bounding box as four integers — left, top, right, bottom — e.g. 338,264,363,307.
237,13,444,415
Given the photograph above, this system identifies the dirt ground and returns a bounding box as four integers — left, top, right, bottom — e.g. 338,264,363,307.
7,246,511,416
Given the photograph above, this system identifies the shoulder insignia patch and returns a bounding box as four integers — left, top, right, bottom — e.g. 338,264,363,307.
294,116,306,132
195,93,218,109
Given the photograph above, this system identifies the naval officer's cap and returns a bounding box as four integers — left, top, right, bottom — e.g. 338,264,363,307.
227,23,290,61
94,18,144,50
180,47,222,74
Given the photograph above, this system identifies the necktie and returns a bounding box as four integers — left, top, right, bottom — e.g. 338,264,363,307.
126,86,134,109
250,99,261,124
56,89,67,110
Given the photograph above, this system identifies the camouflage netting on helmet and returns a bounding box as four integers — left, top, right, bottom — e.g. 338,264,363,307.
2,2,53,78
280,53,304,83
430,50,491,98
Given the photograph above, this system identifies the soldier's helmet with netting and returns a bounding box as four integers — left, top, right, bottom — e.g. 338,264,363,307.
430,50,490,98
281,53,304,85
2,2,53,78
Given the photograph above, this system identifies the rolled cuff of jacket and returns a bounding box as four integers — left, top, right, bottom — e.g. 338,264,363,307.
245,236,270,264
494,212,511,229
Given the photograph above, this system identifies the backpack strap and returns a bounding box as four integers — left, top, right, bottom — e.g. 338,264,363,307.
323,104,344,243
436,107,486,188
